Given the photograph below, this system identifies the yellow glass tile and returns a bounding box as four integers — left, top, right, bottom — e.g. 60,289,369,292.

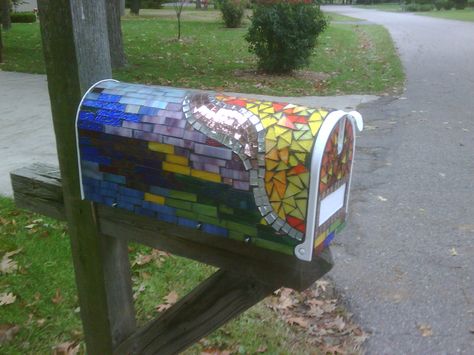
284,183,301,198
289,155,299,167
274,179,286,198
293,130,306,140
298,140,314,152
166,154,189,166
265,148,279,161
288,207,304,219
276,161,289,171
148,142,174,154
262,117,277,128
271,201,281,212
260,218,268,225
278,148,289,164
321,175,328,184
342,155,347,164
284,104,297,109
295,123,310,131
288,175,304,189
277,138,290,150
259,104,271,112
290,141,305,153
266,127,277,141
262,106,275,114
283,203,295,214
309,112,322,122
270,187,280,202
281,131,293,144
266,159,279,171
319,110,328,118
248,106,260,115
277,117,296,130
295,189,308,199
274,125,288,136
144,192,165,205
309,121,322,136
292,105,308,114
191,169,221,183
299,172,310,187
265,171,275,183
298,110,310,116
273,170,286,184
283,195,296,207
314,231,328,247
265,139,277,152
296,199,307,216
278,207,286,219
163,161,190,175
295,152,306,162
273,112,283,119
265,181,273,195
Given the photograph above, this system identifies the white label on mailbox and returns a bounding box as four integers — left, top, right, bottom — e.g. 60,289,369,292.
319,184,346,226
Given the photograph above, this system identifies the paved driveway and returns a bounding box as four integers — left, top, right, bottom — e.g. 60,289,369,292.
323,6,474,354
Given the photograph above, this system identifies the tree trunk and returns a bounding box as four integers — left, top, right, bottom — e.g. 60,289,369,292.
0,26,3,63
1,0,11,31
196,0,201,9
130,0,140,15
120,0,125,15
105,0,127,69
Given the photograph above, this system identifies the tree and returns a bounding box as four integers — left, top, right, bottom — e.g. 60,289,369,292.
105,0,127,69
174,0,188,40
130,0,140,14
0,0,11,63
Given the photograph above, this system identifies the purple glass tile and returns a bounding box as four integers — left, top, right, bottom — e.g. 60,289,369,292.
174,146,190,158
166,103,183,111
153,125,185,138
105,126,133,138
233,180,250,191
220,168,249,181
183,130,207,143
194,143,232,160
142,115,166,125
225,159,245,170
165,117,187,128
191,162,220,174
133,131,163,143
163,136,185,148
158,110,184,120
122,121,153,132
189,153,227,167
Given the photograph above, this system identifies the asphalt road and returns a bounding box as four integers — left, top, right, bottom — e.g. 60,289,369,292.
323,6,474,354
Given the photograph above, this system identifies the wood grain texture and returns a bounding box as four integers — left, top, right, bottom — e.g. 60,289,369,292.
115,269,278,355
36,1,134,353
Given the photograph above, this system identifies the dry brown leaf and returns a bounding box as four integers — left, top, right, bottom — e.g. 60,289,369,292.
330,316,346,332
52,341,81,355
201,349,231,355
256,345,268,353
287,316,309,328
418,324,433,337
52,288,63,304
0,249,22,274
0,324,20,345
156,291,179,313
0,292,16,306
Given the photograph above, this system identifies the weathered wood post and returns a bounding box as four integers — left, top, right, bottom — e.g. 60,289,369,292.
37,1,136,353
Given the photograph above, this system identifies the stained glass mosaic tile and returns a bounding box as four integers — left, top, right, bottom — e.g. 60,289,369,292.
76,80,363,261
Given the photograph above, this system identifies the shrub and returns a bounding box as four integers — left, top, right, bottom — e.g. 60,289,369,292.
434,0,445,10
404,3,434,11
125,0,165,9
468,0,474,7
443,0,454,8
11,12,36,23
454,0,467,8
220,0,245,28
245,1,327,74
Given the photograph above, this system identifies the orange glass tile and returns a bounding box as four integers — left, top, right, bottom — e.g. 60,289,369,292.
270,187,280,202
274,179,286,198
273,170,286,184
277,117,296,129
265,181,273,195
265,139,277,152
288,164,307,176
273,103,286,111
265,171,275,183
265,148,279,161
278,148,289,164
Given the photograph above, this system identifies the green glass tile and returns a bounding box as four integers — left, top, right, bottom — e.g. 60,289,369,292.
228,230,246,241
166,198,192,211
329,218,343,233
225,221,257,237
192,203,218,217
196,214,227,228
219,204,234,215
169,190,197,202
335,221,346,233
176,209,198,220
253,238,293,256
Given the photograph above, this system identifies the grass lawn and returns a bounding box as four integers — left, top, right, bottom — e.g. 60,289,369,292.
0,197,320,354
0,9,403,96
417,8,474,22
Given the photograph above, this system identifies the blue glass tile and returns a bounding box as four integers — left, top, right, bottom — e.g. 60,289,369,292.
135,207,156,217
324,232,335,247
117,195,143,206
81,155,112,166
119,186,145,199
157,213,178,224
78,120,104,132
143,201,175,215
98,93,122,102
117,202,135,211
202,224,228,237
85,93,100,100
178,217,198,228
139,106,160,116
103,197,117,206
79,137,92,146
104,173,126,184
83,99,126,111
100,188,118,198
149,186,170,197
82,177,101,187
100,181,119,191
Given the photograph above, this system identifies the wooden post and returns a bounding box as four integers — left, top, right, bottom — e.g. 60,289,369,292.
36,1,135,353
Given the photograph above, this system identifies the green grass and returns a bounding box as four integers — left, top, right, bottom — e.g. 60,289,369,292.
417,8,474,22
0,197,317,354
325,12,362,22
0,10,403,96
355,3,403,12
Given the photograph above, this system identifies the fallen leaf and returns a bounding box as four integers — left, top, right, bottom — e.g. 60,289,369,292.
287,316,309,328
133,283,146,300
330,316,346,331
256,345,267,353
164,291,179,305
418,324,433,337
450,248,458,256
0,324,20,345
201,349,231,355
0,292,16,306
0,249,22,274
52,341,81,355
52,289,63,304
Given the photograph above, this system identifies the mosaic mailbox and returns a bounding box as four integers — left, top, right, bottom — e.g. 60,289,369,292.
76,80,363,262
